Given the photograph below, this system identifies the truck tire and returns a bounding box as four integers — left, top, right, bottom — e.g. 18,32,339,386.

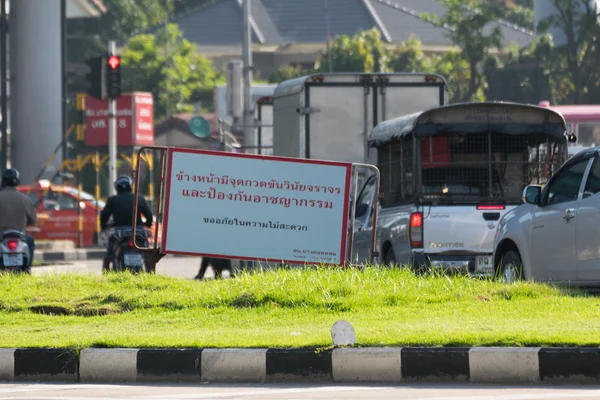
384,247,397,267
498,249,523,284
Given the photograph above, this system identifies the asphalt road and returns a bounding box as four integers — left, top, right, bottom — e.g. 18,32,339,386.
1,383,600,400
32,256,229,280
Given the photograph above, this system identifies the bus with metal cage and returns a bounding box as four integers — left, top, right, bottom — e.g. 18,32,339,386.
351,101,576,275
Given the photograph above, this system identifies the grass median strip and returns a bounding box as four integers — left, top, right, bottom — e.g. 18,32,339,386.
0,267,599,349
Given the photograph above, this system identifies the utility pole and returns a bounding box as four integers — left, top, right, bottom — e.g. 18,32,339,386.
0,0,7,170
108,40,117,196
165,0,170,147
242,0,253,154
325,0,333,73
61,0,68,162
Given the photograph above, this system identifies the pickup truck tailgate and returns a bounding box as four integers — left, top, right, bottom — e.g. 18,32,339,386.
422,205,516,254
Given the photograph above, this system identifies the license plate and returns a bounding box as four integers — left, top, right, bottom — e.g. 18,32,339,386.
124,253,144,266
3,253,23,267
476,256,494,271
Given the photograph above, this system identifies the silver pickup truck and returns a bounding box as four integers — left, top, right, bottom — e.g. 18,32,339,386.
352,101,573,276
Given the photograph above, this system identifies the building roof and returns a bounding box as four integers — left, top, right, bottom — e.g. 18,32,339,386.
67,0,107,18
167,0,535,48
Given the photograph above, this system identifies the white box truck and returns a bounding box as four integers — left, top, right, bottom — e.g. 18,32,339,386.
254,95,273,155
272,73,448,165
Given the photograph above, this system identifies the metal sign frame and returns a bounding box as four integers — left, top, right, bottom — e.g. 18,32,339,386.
132,145,380,266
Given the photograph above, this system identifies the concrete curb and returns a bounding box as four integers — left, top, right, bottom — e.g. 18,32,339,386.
34,249,105,263
34,249,194,263
1,347,599,384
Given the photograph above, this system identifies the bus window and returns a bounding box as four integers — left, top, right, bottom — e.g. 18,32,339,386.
576,122,600,147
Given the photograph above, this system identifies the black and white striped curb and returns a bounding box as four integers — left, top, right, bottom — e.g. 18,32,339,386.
34,249,105,263
33,250,195,263
1,347,600,384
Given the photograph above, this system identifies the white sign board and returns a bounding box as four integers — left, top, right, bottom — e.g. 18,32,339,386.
161,148,352,265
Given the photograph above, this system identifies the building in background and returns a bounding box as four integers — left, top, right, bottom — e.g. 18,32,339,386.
154,113,222,150
146,0,535,76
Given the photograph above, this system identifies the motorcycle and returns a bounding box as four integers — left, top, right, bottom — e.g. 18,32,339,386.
0,229,30,274
108,226,152,274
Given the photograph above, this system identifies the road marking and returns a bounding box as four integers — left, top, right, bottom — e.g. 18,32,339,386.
413,393,600,400
132,387,600,400
2,386,600,400
0,384,135,394
0,386,386,400
137,386,388,398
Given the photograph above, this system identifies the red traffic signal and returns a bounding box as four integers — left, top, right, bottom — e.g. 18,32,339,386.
107,55,120,69
105,54,122,99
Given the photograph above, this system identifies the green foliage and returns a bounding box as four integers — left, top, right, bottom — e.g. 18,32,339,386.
99,0,167,40
422,0,506,102
437,50,486,102
268,65,310,84
388,35,436,73
172,0,213,14
485,35,562,103
315,28,390,73
120,23,220,121
539,0,600,104
504,5,535,29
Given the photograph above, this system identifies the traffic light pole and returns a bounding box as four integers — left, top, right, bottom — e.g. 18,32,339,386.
242,0,253,154
107,40,117,196
0,0,7,170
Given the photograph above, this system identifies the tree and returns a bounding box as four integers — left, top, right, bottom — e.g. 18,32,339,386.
435,50,483,102
315,28,390,73
540,0,600,103
422,0,505,102
67,0,167,60
485,35,562,104
268,65,310,84
120,23,220,121
172,0,213,14
388,34,483,103
388,35,437,73
99,0,167,40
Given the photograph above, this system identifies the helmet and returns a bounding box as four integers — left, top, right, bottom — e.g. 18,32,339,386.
114,175,133,193
1,168,19,188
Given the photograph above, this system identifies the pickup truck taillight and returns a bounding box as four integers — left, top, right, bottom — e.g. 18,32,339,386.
409,212,423,248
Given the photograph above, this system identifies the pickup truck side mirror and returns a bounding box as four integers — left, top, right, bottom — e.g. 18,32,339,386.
522,185,542,205
355,203,369,218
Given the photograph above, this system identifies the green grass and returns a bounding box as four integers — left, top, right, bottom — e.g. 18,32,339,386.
1,266,599,349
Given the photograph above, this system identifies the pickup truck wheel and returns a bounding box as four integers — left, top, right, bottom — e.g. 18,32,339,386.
498,250,523,284
384,247,397,267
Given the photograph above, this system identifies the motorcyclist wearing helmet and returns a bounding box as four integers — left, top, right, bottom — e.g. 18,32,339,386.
100,175,153,272
0,168,37,272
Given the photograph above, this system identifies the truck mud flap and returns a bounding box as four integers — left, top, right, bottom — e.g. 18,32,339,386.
411,253,430,273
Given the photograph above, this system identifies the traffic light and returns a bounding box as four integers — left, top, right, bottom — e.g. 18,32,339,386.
84,56,105,100
105,55,121,100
